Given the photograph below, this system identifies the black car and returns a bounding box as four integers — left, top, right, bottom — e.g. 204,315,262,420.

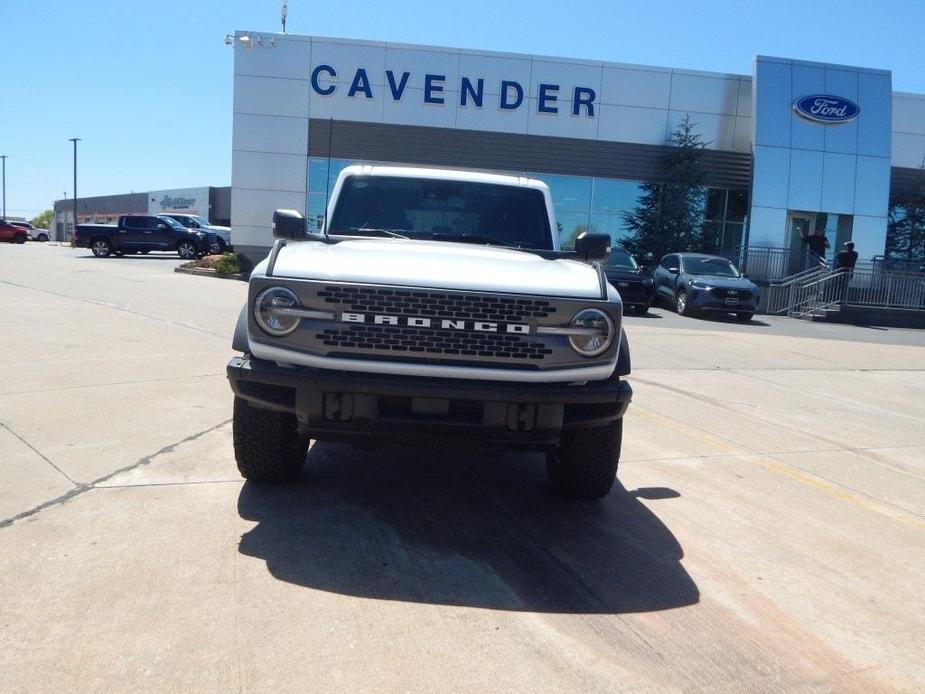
602,247,656,313
652,252,759,321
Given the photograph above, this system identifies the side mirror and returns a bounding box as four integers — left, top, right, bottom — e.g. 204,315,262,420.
272,209,307,240
574,232,610,262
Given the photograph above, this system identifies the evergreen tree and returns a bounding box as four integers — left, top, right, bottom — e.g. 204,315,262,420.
622,115,708,260
886,175,925,261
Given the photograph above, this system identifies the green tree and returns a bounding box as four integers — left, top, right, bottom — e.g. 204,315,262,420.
886,175,925,261
622,115,708,260
30,209,53,229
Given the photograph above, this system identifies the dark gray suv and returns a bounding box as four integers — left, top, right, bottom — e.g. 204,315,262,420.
652,253,759,322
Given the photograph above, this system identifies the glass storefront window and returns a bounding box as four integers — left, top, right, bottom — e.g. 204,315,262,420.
589,213,632,245
721,222,745,253
705,189,726,221
306,193,327,231
308,158,358,195
726,189,748,223
702,220,723,250
556,211,591,250
539,174,593,211
591,179,644,215
304,157,749,254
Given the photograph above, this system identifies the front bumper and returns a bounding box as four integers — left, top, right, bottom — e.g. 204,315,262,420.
228,355,632,449
688,290,758,312
606,279,655,307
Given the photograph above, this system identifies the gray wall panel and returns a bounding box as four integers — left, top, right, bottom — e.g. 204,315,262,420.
308,119,752,190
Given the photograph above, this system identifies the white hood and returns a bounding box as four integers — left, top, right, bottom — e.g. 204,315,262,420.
258,238,604,299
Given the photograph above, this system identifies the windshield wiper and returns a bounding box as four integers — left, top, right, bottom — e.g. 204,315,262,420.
429,232,522,248
339,227,410,239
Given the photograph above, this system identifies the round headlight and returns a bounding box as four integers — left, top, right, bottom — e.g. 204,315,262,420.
567,309,614,357
254,287,301,336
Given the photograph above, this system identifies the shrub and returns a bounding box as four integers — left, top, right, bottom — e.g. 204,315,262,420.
213,252,253,275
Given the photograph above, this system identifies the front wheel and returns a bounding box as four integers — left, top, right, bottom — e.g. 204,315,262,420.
91,238,112,257
635,303,650,315
37,233,49,242
546,419,622,500
233,396,308,482
736,312,754,322
13,233,27,244
676,290,693,316
177,241,198,260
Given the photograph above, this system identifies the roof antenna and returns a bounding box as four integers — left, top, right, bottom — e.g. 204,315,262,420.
280,1,287,33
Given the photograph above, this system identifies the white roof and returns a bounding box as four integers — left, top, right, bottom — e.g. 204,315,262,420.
339,164,550,192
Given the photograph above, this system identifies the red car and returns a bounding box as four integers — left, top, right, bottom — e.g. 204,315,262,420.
0,219,28,243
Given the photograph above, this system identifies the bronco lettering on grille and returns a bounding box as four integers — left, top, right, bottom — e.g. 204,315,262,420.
341,312,532,334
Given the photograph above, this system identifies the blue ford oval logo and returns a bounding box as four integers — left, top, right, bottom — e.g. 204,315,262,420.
793,95,860,124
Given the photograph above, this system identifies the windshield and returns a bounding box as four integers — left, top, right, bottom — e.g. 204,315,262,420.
158,216,188,232
327,175,552,249
683,256,741,277
605,248,638,270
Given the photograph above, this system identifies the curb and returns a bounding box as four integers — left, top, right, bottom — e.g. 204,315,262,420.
174,266,249,281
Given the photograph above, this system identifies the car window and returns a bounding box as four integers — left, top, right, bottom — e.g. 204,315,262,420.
605,248,638,269
329,175,553,249
124,217,144,229
683,256,741,277
659,255,675,269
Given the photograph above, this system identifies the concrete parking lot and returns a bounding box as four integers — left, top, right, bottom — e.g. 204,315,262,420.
1,243,924,692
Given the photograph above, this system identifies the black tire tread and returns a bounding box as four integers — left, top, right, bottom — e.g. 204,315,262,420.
546,419,622,500
233,396,308,482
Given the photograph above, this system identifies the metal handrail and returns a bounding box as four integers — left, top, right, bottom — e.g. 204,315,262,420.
789,268,925,317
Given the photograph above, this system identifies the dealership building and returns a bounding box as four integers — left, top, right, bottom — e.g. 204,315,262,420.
51,186,230,239
229,31,925,269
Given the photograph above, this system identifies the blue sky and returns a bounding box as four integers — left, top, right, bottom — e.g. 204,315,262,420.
1,0,923,219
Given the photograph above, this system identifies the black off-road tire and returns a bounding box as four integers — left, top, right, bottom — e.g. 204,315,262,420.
546,419,623,500
736,312,754,322
13,233,27,244
233,396,308,482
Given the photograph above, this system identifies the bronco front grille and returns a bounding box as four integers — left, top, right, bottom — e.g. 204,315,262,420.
317,325,554,360
317,286,556,322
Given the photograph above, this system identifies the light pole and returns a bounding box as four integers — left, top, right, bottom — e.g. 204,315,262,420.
1,154,7,221
69,138,81,234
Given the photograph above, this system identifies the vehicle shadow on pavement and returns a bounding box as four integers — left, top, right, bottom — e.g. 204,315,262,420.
237,442,699,614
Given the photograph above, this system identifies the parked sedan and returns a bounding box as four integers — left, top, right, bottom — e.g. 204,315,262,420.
652,253,759,321
0,219,27,243
10,221,48,242
602,247,656,313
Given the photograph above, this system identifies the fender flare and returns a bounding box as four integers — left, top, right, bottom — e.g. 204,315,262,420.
615,327,631,376
232,305,250,353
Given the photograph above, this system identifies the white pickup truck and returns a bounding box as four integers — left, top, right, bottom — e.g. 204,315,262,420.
227,165,632,499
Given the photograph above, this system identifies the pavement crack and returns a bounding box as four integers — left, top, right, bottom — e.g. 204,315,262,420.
0,418,232,529
0,419,76,485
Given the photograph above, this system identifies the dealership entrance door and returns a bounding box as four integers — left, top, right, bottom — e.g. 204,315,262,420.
787,212,815,274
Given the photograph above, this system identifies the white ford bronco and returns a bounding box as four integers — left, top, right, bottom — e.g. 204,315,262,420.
227,165,632,499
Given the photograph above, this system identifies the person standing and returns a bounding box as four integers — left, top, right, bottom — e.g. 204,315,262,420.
833,241,859,303
834,241,858,270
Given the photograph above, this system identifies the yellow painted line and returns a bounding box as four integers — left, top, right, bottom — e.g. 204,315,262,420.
633,406,925,530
